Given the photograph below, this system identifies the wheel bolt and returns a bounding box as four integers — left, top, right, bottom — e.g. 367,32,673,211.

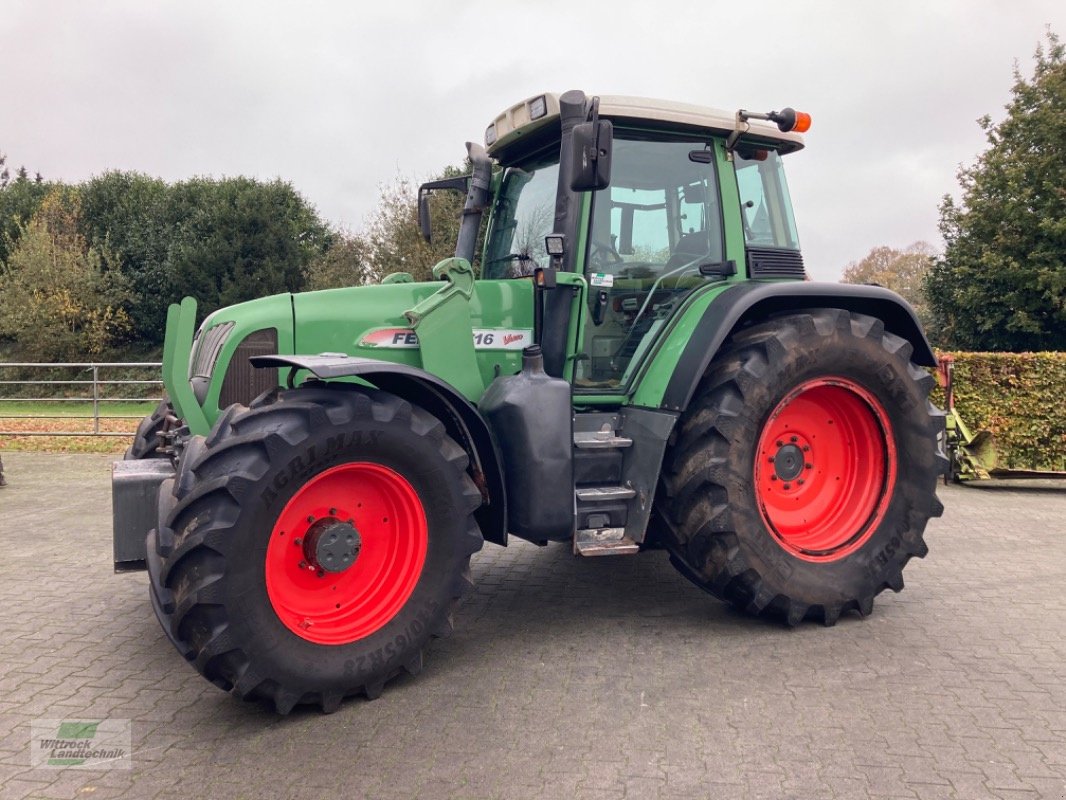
790,436,798,443
783,483,791,490
306,515,315,523
802,445,810,452
329,508,337,516
770,475,777,481
776,440,784,447
293,538,302,546
768,457,775,464
298,560,307,569
805,463,813,470
797,479,805,485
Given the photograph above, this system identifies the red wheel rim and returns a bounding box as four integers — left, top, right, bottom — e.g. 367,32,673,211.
754,378,896,562
265,463,428,645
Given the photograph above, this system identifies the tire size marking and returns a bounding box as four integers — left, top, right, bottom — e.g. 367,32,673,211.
870,535,902,573
354,600,439,673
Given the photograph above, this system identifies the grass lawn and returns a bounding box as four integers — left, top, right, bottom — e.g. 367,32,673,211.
0,400,157,453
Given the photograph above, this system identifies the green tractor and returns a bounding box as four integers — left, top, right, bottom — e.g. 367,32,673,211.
113,90,947,713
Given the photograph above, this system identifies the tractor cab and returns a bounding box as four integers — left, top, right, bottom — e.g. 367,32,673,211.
439,91,810,390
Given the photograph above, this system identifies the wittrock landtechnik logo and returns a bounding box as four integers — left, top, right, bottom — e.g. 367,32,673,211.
30,719,132,769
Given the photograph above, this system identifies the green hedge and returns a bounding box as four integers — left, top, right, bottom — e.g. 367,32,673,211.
936,352,1066,471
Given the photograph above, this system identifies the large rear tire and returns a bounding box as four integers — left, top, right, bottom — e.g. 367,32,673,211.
146,383,483,713
657,309,945,625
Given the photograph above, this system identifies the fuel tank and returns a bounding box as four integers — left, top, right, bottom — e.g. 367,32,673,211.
479,346,574,543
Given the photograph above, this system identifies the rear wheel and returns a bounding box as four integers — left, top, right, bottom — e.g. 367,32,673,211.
146,383,482,713
658,309,945,625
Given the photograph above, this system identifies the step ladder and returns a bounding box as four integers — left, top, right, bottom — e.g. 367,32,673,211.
573,424,640,556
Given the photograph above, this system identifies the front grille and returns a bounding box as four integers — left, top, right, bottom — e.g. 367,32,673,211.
219,328,279,409
747,247,806,278
190,322,234,379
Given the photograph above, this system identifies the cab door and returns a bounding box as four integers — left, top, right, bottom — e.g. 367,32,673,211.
573,136,728,393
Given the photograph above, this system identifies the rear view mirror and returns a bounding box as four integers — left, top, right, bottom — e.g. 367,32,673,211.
417,190,432,242
569,119,613,192
417,175,469,243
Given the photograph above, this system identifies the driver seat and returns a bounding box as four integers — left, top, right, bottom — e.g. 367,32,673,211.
664,230,710,270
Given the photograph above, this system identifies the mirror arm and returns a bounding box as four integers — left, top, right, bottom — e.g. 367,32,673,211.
588,97,602,170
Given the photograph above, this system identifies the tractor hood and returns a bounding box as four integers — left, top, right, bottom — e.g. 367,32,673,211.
171,276,535,435
292,279,535,392
293,282,444,362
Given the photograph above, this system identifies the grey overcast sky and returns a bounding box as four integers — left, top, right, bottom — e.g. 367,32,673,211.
2,0,1064,280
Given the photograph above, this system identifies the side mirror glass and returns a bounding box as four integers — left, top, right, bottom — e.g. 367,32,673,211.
416,175,470,244
417,189,432,243
569,119,613,192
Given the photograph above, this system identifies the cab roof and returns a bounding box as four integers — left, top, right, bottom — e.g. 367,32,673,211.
486,92,806,163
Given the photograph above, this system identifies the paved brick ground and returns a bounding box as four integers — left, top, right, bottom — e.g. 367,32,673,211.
0,451,1064,799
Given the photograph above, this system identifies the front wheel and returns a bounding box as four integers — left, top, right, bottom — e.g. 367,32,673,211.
658,309,946,625
147,383,483,713
124,398,176,460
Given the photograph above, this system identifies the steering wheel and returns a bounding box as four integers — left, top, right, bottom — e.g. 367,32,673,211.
590,238,624,268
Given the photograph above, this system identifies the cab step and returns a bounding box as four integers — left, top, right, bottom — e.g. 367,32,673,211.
573,431,633,450
575,485,637,502
573,527,640,557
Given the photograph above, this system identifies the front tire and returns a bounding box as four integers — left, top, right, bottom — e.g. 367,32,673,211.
124,398,175,460
146,383,483,713
658,309,945,625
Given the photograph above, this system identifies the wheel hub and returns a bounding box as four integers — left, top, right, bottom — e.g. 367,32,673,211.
773,443,805,482
304,519,361,574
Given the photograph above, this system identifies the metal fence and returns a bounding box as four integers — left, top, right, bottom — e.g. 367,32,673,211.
0,362,162,437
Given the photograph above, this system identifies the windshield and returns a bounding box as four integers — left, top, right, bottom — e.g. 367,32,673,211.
734,149,800,250
483,160,560,279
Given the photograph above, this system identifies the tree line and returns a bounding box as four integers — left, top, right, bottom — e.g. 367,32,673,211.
0,163,465,360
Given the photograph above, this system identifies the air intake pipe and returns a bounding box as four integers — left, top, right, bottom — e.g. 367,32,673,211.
455,142,493,264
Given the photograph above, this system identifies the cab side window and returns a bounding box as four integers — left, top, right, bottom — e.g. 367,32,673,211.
734,150,800,250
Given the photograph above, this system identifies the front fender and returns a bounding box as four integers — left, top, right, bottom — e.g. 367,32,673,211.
251,354,507,546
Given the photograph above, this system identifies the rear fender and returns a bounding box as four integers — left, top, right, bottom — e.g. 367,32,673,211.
251,354,507,546
658,282,937,412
